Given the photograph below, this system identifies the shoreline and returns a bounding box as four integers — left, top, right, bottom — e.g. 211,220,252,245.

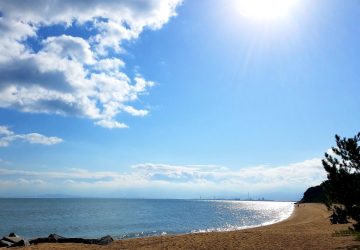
26,203,360,249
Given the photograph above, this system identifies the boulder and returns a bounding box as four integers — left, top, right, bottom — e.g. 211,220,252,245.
57,237,89,244
0,233,29,248
3,236,22,244
0,239,13,247
29,234,113,246
29,237,50,245
96,235,114,245
9,239,30,248
48,234,65,242
8,233,20,238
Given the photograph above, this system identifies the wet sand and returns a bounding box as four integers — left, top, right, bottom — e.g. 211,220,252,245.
25,203,360,250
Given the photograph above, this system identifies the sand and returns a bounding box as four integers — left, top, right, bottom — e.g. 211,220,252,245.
25,203,360,250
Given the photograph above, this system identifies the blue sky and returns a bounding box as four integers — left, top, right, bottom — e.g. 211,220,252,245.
0,0,359,200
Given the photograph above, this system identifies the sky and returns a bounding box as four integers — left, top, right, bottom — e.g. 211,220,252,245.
0,0,359,200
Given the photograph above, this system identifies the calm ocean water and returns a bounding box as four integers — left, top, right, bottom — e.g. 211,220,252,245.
0,199,293,239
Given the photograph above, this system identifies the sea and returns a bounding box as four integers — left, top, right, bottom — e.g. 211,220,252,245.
0,199,294,239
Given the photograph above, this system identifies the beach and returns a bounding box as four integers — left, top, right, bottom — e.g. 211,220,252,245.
24,203,360,250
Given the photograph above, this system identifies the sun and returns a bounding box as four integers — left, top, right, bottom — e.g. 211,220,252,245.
236,0,298,21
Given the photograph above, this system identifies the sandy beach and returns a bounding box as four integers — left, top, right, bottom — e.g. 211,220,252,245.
25,203,360,250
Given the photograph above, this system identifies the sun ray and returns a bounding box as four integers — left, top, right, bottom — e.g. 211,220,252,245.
236,0,298,21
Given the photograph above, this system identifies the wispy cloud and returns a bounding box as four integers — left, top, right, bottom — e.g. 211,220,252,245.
0,158,326,198
0,0,182,128
0,158,10,164
0,125,63,147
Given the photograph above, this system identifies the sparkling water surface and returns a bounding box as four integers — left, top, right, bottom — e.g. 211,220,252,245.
0,199,293,239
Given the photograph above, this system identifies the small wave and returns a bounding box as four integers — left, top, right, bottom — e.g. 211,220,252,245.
117,230,169,239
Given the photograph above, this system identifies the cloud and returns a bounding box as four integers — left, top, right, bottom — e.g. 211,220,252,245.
0,126,13,136
0,0,182,128
42,35,95,65
122,105,149,116
131,159,325,187
0,158,326,198
94,119,128,129
0,158,10,164
16,133,63,145
0,125,63,147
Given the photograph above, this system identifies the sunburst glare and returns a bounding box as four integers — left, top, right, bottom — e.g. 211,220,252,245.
236,0,299,21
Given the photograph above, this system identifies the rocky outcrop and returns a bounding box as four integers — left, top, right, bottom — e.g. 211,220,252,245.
0,233,113,248
29,234,114,245
0,233,29,248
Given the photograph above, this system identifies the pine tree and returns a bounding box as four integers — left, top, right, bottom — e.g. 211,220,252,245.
322,132,360,231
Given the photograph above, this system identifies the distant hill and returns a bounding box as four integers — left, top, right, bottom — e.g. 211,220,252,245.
300,185,327,203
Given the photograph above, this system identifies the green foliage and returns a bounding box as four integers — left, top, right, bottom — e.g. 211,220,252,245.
333,229,360,241
300,185,327,203
322,132,360,231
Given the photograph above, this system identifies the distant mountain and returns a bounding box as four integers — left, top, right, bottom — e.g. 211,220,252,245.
35,194,81,198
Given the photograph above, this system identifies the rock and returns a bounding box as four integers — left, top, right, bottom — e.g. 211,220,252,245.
3,236,22,244
57,237,87,244
29,237,50,245
8,233,20,238
28,234,114,246
0,233,29,248
97,235,113,245
0,239,13,247
9,239,30,248
48,234,65,242
29,234,66,245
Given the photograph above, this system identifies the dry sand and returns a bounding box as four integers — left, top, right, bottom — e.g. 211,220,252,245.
25,203,360,250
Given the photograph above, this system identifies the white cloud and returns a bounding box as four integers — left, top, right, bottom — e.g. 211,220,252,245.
95,119,128,129
0,158,10,165
122,105,149,116
0,125,63,147
0,126,14,136
132,159,325,188
42,35,95,65
17,178,46,186
94,58,125,73
0,158,326,198
0,0,182,128
326,148,337,157
16,133,63,145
